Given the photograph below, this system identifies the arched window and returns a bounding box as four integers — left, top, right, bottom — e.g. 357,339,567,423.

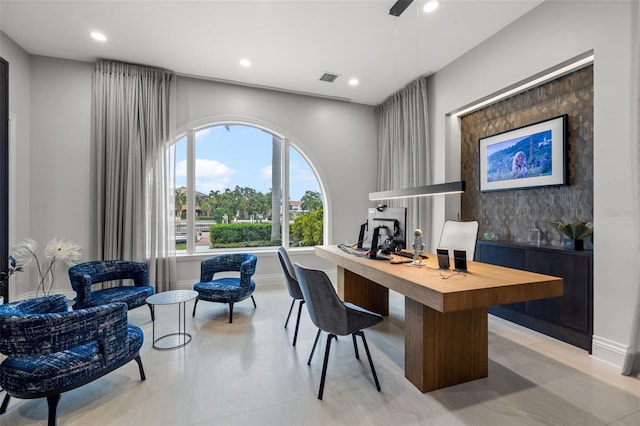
172,123,324,253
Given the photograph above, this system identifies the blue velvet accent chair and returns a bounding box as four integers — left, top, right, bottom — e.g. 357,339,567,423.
277,247,307,346
293,264,383,400
68,260,155,321
0,294,146,426
192,253,257,323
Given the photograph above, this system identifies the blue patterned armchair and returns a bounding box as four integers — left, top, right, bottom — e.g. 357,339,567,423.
192,253,257,323
68,260,155,320
0,294,145,426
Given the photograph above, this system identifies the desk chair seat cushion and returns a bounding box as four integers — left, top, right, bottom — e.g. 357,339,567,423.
193,277,255,304
343,302,383,335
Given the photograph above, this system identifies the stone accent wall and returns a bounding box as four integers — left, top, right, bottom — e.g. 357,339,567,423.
460,65,593,247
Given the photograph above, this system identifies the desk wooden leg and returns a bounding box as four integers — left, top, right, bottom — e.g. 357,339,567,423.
337,267,389,316
404,297,488,392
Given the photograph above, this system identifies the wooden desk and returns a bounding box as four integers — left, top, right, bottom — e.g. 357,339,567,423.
315,245,563,392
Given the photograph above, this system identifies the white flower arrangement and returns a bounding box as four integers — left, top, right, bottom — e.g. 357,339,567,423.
9,237,82,296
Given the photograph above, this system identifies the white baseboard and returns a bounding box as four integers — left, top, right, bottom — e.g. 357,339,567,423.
592,335,628,368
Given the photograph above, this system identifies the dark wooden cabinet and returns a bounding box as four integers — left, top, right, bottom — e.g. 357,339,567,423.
476,240,593,352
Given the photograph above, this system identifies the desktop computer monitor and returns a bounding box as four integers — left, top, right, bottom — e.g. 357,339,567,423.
359,206,406,253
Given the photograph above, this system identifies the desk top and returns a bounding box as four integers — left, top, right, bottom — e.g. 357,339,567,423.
315,245,563,313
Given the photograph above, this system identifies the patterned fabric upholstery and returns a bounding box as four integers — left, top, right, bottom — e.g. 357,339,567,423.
0,295,146,426
193,253,257,322
68,260,154,315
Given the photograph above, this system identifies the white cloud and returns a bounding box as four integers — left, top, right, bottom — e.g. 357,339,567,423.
290,162,316,182
261,165,272,181
177,158,235,193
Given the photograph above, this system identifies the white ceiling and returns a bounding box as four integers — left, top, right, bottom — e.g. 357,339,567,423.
0,0,543,106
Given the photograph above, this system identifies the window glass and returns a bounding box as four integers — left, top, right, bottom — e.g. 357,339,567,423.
173,124,323,252
289,146,323,247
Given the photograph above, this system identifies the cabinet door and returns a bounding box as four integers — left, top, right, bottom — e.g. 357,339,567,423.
524,251,590,333
478,244,526,312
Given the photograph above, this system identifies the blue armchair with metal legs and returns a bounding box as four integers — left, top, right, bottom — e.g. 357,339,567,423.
192,253,257,323
0,295,146,426
293,264,383,400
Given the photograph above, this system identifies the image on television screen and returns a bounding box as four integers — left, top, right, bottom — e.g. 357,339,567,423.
486,129,552,183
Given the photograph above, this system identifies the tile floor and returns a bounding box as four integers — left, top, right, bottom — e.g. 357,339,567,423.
2,285,639,425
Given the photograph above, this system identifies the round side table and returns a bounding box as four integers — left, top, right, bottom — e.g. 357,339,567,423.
146,290,198,350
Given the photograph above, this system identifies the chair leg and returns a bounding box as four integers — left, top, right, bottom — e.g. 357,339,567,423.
192,298,199,317
46,394,61,426
134,355,146,381
251,295,257,308
292,300,304,347
352,333,360,359
148,304,155,322
308,329,321,365
0,393,10,414
228,302,234,323
357,331,381,392
284,298,295,328
318,334,336,400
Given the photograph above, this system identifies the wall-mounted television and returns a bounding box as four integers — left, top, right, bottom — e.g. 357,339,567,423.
478,114,568,192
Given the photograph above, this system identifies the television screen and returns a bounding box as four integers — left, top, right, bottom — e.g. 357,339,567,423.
478,115,568,192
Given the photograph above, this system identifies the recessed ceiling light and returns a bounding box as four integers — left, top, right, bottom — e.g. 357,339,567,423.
348,78,359,86
90,31,107,42
423,0,439,13
240,59,251,68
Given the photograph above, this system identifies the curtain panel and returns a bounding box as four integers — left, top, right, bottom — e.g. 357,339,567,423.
91,61,176,292
376,76,432,249
622,2,640,378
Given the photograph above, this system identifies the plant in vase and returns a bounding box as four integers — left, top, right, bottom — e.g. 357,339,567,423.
547,220,593,250
9,238,82,296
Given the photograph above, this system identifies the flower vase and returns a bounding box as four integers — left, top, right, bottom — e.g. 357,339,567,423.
563,238,584,251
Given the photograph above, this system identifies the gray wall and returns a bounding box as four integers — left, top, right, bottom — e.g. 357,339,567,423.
0,33,31,300
1,45,378,295
460,66,594,246
428,0,637,366
174,76,377,286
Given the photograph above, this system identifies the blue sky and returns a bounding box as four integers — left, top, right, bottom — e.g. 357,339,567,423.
175,125,320,201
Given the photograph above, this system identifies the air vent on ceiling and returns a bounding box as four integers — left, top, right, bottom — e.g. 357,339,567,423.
319,72,340,83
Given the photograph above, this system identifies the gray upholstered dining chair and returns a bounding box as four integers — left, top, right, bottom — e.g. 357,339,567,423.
293,263,383,400
277,247,306,346
438,220,479,260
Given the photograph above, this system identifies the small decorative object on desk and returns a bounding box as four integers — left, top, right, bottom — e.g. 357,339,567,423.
9,237,82,296
547,219,593,251
483,232,499,241
526,229,541,246
411,229,425,266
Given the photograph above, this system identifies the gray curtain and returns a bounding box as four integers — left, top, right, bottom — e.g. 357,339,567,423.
376,76,432,249
91,60,176,292
623,1,640,378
